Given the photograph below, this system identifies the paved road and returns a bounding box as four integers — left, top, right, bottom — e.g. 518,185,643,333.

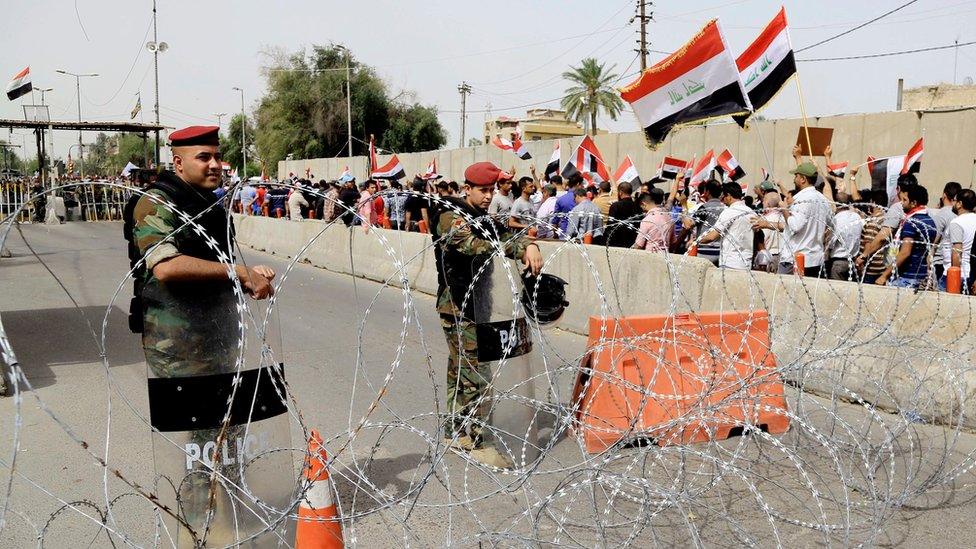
2,222,976,548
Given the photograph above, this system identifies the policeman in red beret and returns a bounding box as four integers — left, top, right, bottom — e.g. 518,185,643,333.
123,126,280,539
431,161,543,469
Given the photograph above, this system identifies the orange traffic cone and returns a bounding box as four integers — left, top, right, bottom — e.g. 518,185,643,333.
794,253,805,276
947,266,962,294
296,430,343,549
417,220,429,234
583,232,593,245
687,245,698,257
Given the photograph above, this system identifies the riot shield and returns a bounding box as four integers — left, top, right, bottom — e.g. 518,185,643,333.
469,253,545,468
145,291,296,548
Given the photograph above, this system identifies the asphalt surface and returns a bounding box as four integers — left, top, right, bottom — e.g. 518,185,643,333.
2,221,976,548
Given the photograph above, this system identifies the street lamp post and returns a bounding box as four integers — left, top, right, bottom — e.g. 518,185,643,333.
35,87,53,106
56,70,98,178
232,87,246,179
146,0,168,168
335,44,353,158
213,112,227,130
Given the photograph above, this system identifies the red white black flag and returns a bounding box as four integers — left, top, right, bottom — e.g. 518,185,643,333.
869,138,924,204
902,137,923,175
545,141,560,180
827,161,848,178
690,150,716,185
491,135,531,160
562,135,610,183
6,66,31,101
733,7,796,126
619,20,751,148
422,157,441,180
658,156,687,180
716,149,746,181
613,155,641,186
369,135,405,180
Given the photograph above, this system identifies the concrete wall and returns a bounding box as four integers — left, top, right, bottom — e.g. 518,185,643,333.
235,214,976,428
279,109,976,205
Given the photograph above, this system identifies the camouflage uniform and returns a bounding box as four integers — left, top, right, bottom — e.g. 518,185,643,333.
435,202,530,447
131,177,242,532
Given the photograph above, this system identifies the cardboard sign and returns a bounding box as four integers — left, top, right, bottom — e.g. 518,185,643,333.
795,127,833,156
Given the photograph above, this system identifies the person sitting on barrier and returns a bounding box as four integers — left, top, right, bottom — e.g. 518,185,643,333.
876,184,938,289
698,183,755,270
567,187,605,244
431,161,543,469
633,188,672,252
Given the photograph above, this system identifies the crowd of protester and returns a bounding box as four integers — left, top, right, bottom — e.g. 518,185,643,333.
217,146,976,295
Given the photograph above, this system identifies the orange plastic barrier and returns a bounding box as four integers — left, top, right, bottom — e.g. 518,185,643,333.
295,430,344,549
794,253,805,276
947,266,962,294
571,311,789,453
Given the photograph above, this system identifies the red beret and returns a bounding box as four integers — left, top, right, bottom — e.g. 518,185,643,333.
463,161,513,187
169,125,219,147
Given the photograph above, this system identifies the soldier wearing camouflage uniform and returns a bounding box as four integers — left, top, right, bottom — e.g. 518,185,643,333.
125,126,276,542
432,161,543,469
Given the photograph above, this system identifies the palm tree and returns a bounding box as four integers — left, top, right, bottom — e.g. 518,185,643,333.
560,58,625,135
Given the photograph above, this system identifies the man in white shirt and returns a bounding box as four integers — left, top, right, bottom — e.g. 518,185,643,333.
929,182,962,281
699,183,755,270
751,162,833,277
828,192,864,280
941,188,976,291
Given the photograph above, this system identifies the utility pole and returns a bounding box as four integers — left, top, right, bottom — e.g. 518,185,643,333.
232,87,247,179
147,0,168,168
458,81,472,148
634,0,653,71
213,112,226,129
336,45,353,158
953,37,960,85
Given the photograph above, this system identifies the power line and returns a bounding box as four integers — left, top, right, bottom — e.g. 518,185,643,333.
795,0,919,53
799,40,976,62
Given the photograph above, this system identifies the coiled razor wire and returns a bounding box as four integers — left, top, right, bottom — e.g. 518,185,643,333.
0,180,975,547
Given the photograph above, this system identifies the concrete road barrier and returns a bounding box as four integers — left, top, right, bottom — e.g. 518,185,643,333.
234,214,976,428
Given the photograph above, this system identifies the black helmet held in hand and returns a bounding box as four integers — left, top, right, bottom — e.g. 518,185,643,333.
521,272,569,325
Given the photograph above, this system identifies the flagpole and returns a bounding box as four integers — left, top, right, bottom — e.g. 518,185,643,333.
754,120,776,183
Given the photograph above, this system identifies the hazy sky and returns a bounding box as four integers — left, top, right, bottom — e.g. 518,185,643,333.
1,0,974,161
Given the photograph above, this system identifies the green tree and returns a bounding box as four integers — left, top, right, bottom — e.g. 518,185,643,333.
560,58,625,135
82,132,151,176
254,45,445,168
220,113,259,176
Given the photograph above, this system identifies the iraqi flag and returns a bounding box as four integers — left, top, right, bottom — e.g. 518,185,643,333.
491,136,532,160
690,150,716,186
658,156,687,180
561,135,610,183
716,149,746,181
369,135,405,179
422,157,442,180
545,142,560,180
827,161,848,178
733,7,797,127
619,19,751,148
868,156,905,205
6,66,31,101
613,155,641,186
901,137,923,175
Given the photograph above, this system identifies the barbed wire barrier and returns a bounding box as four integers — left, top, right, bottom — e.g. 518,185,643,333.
1,181,975,547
